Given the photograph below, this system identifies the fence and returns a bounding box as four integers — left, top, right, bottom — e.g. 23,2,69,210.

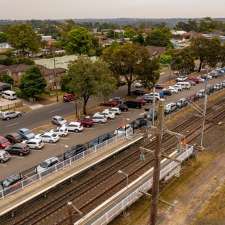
0,131,134,200
0,101,23,111
74,145,194,225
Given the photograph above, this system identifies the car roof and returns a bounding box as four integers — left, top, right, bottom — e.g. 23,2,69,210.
19,128,29,132
53,115,63,119
43,157,59,162
69,121,81,125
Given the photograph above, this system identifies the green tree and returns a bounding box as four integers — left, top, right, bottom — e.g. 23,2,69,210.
0,74,14,85
20,66,46,100
191,37,221,72
145,27,172,47
102,43,154,95
65,57,116,114
0,32,7,43
132,33,145,45
160,53,172,65
124,27,137,39
171,48,195,75
220,44,225,67
7,24,41,56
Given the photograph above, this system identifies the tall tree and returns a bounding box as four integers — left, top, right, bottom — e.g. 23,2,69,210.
65,27,96,55
64,57,116,115
191,36,221,72
6,24,41,56
20,66,46,100
0,32,7,43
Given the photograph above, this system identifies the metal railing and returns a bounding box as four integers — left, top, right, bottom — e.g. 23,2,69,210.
0,131,134,200
0,101,23,111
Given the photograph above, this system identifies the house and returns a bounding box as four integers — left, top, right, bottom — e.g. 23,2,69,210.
145,46,166,57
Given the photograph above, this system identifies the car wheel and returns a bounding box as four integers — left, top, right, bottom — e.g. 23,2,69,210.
0,159,3,163
6,117,10,120
50,140,53,143
19,152,23,156
75,129,79,133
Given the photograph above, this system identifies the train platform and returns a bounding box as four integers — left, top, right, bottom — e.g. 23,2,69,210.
0,134,143,217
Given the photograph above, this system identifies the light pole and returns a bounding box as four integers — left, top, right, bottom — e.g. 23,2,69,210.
118,170,129,187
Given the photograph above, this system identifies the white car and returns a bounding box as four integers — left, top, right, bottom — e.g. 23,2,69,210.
0,150,11,163
51,116,67,126
101,110,116,119
26,138,45,150
133,81,143,88
50,126,68,137
66,122,84,132
176,76,188,82
143,93,161,102
173,84,183,91
109,107,121,115
36,157,59,173
39,132,60,143
165,103,177,114
168,86,178,93
196,89,205,98
114,125,133,137
92,114,107,123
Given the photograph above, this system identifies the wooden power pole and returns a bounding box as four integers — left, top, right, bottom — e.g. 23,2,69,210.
149,99,165,225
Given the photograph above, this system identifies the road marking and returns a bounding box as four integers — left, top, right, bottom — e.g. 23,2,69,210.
10,156,25,159
139,112,145,116
49,109,61,113
5,122,18,127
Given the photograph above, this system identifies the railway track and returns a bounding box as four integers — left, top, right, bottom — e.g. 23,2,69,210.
2,97,225,225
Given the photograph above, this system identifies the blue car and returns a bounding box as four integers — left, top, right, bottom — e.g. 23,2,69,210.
18,128,35,140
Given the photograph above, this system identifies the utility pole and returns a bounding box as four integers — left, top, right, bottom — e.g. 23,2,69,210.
200,78,208,149
150,99,165,225
151,86,156,127
67,202,73,225
53,54,59,102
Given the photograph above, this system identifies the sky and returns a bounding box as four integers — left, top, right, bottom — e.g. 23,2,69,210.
0,0,225,20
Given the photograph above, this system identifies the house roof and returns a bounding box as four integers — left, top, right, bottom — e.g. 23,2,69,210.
145,46,166,57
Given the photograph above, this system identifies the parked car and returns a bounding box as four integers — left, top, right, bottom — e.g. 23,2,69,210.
50,126,68,137
26,138,45,150
187,80,197,86
155,84,164,89
165,103,177,114
173,84,183,91
0,136,11,149
101,110,116,119
114,125,133,137
143,93,161,102
92,114,107,123
118,104,128,112
136,97,147,106
162,89,172,96
125,100,142,109
214,83,223,91
79,117,94,128
176,76,188,82
131,89,146,96
38,132,60,143
5,133,23,144
176,82,191,89
1,90,17,100
18,128,35,140
0,150,11,163
0,174,22,190
222,80,225,88
132,118,148,129
63,93,75,102
168,86,178,93
145,109,157,121
196,89,205,98
36,157,59,173
133,81,143,88
176,98,188,108
112,97,124,104
5,143,30,156
100,100,118,107
64,144,87,159
51,116,67,126
66,122,84,132
109,107,121,115
0,111,22,120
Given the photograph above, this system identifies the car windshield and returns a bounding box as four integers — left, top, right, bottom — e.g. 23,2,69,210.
40,162,49,168
23,130,30,135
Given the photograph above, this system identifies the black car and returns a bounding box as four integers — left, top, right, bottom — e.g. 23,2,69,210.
162,89,172,96
119,104,128,112
125,100,142,109
131,89,146,96
132,118,148,129
0,174,22,190
64,144,87,160
5,143,30,156
155,84,164,90
5,133,23,144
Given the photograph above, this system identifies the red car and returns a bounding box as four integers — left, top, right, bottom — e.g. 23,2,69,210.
79,117,94,128
0,136,11,149
136,97,147,106
100,100,119,107
63,93,76,102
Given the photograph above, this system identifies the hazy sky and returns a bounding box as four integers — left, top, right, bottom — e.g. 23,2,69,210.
1,0,225,19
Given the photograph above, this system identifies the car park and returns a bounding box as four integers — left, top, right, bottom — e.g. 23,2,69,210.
0,111,22,120
38,132,60,143
63,93,75,102
5,133,23,144
26,138,45,150
118,104,128,112
18,128,35,140
64,144,87,159
109,107,121,115
176,98,188,108
165,103,177,114
36,157,59,173
5,143,30,156
0,136,11,149
0,174,22,190
92,114,107,123
51,116,67,126
0,150,11,163
50,126,68,137
66,122,84,132
79,117,94,128
1,90,17,100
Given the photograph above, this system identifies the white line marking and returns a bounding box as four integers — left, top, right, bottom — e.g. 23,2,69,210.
5,122,18,127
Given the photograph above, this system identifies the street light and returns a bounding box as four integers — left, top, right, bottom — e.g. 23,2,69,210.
118,170,129,187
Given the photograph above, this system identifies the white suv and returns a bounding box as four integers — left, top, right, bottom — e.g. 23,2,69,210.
36,157,59,173
39,132,60,143
101,110,116,119
26,138,45,150
0,150,11,163
66,122,84,132
109,107,121,115
50,126,68,137
92,114,107,123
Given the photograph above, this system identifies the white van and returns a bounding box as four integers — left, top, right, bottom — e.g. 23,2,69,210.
177,82,191,89
2,90,17,100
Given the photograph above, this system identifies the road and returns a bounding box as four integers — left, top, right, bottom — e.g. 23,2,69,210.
0,76,225,179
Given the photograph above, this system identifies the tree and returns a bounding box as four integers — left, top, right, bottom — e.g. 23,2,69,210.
220,44,225,67
160,53,172,65
175,20,199,32
64,57,116,115
65,27,96,55
171,48,195,75
0,74,14,85
102,43,156,95
20,66,46,100
132,33,145,45
0,32,7,43
191,37,221,72
124,27,137,39
6,24,41,56
145,27,172,47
